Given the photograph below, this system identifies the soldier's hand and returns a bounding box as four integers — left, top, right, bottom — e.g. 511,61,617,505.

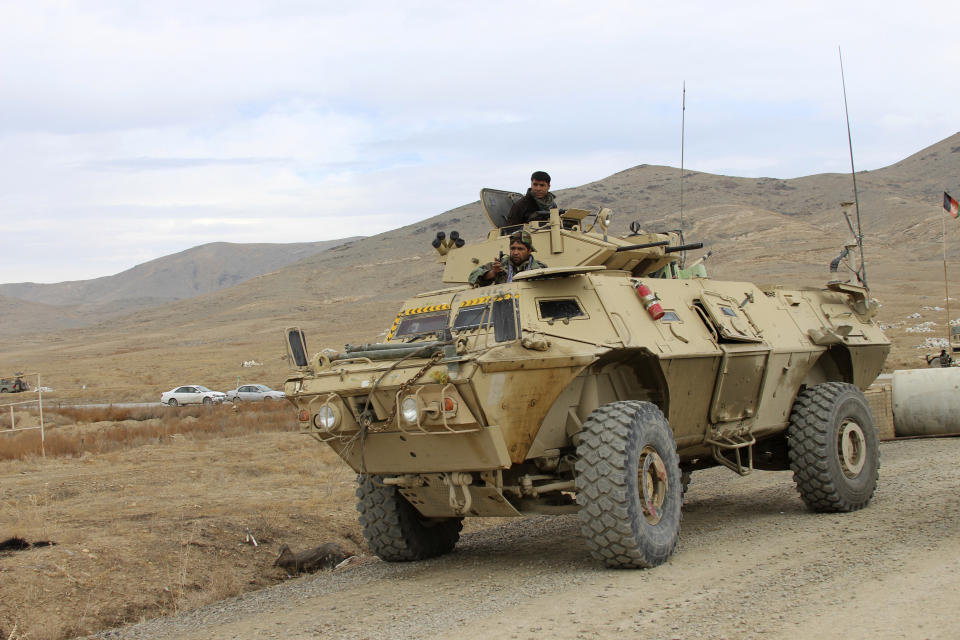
488,259,503,277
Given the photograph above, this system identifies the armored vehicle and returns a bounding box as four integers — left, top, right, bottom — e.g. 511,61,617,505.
283,189,889,568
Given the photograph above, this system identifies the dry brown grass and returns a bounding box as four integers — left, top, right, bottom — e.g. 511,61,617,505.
0,415,366,640
0,403,298,461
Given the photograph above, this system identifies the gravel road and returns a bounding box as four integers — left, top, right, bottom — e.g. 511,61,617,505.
93,438,960,640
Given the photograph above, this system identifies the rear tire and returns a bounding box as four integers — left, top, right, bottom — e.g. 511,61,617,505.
575,401,682,568
788,382,879,512
356,475,462,561
167,398,178,407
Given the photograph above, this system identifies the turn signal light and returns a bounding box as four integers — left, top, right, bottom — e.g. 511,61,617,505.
298,409,310,422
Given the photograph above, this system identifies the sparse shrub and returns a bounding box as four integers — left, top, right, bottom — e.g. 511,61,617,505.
0,403,298,461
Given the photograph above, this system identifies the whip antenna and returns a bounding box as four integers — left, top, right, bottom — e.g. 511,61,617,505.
680,81,686,229
839,47,868,290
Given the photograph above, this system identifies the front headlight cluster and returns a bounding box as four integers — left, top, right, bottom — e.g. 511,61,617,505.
400,396,419,424
314,404,340,430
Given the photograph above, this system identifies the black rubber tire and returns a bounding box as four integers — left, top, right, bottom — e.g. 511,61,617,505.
355,475,463,562
787,382,879,512
202,397,212,405
167,398,178,407
575,401,682,568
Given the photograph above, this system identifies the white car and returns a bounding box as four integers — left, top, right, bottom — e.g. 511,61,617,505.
225,384,286,402
160,385,227,406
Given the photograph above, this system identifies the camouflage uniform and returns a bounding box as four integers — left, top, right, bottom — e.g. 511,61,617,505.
469,255,548,287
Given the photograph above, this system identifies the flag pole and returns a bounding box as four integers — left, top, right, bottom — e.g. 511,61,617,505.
943,202,951,349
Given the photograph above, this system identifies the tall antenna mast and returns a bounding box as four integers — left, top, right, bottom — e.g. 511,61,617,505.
839,47,867,290
680,81,686,229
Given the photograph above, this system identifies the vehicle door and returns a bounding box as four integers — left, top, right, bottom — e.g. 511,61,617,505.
239,385,257,401
696,289,771,424
178,386,201,404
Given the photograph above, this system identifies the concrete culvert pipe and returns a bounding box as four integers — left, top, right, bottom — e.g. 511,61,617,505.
892,368,960,437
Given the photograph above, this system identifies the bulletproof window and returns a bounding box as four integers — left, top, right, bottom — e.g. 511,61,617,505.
537,298,585,321
720,306,738,317
660,310,681,322
453,304,490,331
393,311,450,338
493,298,519,342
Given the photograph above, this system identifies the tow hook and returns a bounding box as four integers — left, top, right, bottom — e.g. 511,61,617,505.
444,472,473,515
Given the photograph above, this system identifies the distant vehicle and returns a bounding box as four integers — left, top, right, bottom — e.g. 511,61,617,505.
226,384,286,402
0,375,29,393
160,385,227,406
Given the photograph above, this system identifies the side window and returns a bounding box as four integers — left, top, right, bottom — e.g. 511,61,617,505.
537,298,585,321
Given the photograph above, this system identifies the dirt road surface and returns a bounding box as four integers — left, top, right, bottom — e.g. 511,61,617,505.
96,438,960,640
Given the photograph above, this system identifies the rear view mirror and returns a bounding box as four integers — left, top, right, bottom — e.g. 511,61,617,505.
285,327,309,368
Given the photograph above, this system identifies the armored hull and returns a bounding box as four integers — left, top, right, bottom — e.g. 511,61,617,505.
284,190,889,567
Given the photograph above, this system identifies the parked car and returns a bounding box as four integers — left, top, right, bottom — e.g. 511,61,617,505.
226,384,286,402
160,385,227,406
0,375,29,393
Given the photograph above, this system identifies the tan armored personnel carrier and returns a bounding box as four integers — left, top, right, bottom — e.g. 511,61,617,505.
283,189,890,568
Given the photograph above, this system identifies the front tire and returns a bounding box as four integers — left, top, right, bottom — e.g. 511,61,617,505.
356,475,463,562
788,382,879,512
202,397,212,405
575,401,682,568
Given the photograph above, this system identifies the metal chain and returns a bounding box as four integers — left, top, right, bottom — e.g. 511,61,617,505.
382,350,444,429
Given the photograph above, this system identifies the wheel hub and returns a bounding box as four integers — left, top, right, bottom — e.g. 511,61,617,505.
638,446,668,525
837,419,867,478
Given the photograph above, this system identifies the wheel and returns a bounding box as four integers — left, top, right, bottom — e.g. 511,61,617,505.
787,382,879,512
575,401,682,568
167,398,178,407
202,397,212,405
355,474,462,562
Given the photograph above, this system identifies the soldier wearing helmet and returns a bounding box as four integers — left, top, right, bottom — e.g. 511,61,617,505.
469,230,547,287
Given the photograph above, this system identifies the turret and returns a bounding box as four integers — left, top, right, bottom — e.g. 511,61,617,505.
432,188,702,284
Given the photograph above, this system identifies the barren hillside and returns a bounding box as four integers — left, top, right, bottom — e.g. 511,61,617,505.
0,238,360,332
1,132,958,400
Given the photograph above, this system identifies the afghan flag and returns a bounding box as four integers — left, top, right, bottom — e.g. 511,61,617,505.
945,191,960,218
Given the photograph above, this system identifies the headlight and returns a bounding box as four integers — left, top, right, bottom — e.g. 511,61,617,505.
314,405,339,430
400,396,419,424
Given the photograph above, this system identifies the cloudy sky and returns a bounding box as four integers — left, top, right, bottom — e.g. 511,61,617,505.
1,0,957,284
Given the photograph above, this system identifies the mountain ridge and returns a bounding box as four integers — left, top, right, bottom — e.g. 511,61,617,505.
1,131,958,396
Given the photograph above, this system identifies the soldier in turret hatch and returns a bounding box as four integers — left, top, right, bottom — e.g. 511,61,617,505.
469,231,547,287
505,171,559,227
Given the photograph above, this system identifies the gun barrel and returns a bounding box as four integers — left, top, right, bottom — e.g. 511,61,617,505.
614,240,670,252
664,242,704,253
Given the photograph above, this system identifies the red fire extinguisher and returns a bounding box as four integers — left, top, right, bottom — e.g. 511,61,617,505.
633,281,665,320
